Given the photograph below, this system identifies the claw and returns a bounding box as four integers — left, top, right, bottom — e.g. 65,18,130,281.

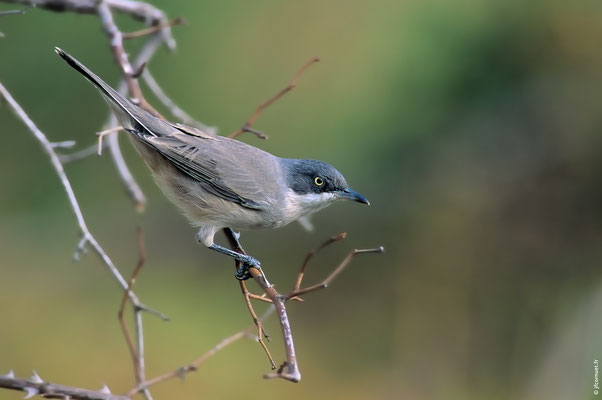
235,265,252,281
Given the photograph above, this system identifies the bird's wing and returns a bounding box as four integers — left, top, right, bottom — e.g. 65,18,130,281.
166,121,217,138
146,133,274,210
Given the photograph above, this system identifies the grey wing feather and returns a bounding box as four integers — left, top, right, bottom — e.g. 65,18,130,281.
147,133,274,210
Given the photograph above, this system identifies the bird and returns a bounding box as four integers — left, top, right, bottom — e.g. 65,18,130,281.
55,47,370,280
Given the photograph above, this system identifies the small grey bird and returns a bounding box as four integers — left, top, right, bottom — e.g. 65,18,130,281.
55,48,369,279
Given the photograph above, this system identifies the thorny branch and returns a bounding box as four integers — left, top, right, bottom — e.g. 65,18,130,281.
0,371,127,400
228,56,320,140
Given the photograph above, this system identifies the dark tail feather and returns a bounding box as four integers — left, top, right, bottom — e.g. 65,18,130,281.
54,47,155,135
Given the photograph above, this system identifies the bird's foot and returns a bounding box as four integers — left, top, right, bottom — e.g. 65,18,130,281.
235,255,261,281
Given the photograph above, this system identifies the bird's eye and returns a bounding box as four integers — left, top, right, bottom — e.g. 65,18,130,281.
314,177,324,186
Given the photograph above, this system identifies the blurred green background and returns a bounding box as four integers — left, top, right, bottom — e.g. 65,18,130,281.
1,0,602,399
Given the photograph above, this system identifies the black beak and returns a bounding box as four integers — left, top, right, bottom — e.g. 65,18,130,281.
337,188,370,205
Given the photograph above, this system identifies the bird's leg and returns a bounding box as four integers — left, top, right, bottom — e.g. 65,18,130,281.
208,243,261,281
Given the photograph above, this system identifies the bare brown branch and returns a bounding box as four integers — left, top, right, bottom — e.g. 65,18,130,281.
128,307,275,396
288,246,385,299
228,56,320,140
293,232,347,292
123,17,186,40
118,226,148,386
97,1,162,119
224,229,276,369
223,228,301,382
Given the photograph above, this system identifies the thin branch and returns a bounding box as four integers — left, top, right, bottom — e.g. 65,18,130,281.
123,16,186,40
128,307,275,396
239,278,276,369
97,126,123,156
228,56,320,140
292,232,347,292
0,0,177,49
142,68,217,134
50,139,77,149
223,228,301,382
287,247,385,299
222,229,276,369
0,372,127,400
118,226,148,386
97,0,162,118
58,142,101,163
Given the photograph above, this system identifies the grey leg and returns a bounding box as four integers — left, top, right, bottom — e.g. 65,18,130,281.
209,243,261,280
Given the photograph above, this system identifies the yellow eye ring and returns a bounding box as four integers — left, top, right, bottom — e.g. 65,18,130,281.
314,177,324,186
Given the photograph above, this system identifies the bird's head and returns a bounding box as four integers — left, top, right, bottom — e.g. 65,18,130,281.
281,159,369,217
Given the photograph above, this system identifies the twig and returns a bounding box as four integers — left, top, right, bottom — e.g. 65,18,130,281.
223,228,301,382
50,139,76,149
287,247,385,299
97,126,123,156
118,226,148,388
0,371,126,400
142,68,217,134
292,232,347,292
228,56,320,140
123,16,186,40
58,142,101,163
97,0,162,118
223,229,275,369
128,307,275,396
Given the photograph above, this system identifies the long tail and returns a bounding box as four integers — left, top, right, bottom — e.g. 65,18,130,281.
55,47,160,136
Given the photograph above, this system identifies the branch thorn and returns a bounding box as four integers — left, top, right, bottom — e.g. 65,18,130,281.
23,387,38,399
30,371,43,384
